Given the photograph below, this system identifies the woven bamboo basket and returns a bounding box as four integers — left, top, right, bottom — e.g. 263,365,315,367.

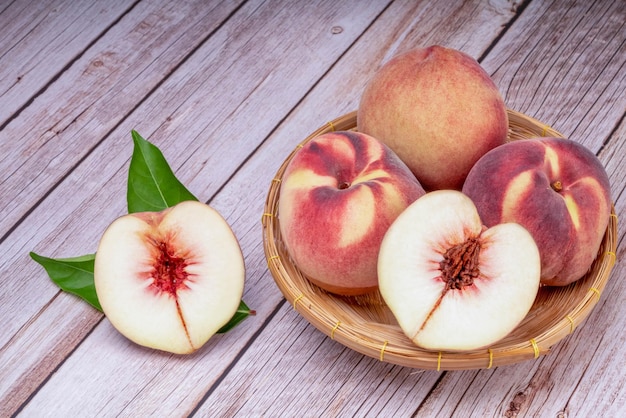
262,109,618,370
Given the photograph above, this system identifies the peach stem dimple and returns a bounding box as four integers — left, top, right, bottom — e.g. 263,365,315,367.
551,180,563,192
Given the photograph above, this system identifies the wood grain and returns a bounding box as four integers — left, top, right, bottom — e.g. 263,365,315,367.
0,0,623,416
0,0,245,238
484,0,626,150
0,0,136,126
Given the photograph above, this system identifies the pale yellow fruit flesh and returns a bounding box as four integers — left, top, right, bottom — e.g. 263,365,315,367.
378,190,540,351
94,200,245,354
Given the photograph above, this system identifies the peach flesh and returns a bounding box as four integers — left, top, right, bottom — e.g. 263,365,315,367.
378,190,541,351
94,201,245,354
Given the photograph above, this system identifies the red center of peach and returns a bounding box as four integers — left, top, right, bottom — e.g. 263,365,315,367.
440,237,481,290
151,240,189,295
338,181,351,190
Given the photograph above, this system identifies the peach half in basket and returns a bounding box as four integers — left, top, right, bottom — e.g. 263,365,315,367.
378,190,541,351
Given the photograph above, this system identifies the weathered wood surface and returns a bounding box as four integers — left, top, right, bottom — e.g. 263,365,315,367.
1,0,624,416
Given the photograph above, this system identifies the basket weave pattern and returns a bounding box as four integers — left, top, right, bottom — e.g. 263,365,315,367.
262,110,618,370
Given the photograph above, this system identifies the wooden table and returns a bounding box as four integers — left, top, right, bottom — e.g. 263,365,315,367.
1,1,624,416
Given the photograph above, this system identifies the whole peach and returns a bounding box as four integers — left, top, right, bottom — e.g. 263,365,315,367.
462,137,612,286
278,131,426,295
357,45,508,191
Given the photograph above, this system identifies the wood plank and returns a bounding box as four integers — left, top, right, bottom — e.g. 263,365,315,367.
1,0,392,415
197,304,446,417
0,0,136,126
469,120,625,418
0,0,244,239
484,0,626,151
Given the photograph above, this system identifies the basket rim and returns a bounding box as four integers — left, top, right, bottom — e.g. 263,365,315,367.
261,109,618,370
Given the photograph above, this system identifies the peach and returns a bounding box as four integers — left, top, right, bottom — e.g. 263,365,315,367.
357,45,508,191
278,131,425,295
378,190,540,351
94,200,245,354
462,137,612,286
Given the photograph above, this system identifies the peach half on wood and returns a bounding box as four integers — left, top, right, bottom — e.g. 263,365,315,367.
94,200,245,354
278,130,426,296
462,137,612,286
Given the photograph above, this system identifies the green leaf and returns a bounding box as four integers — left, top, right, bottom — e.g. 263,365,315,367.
217,300,255,334
29,252,101,311
127,130,197,213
